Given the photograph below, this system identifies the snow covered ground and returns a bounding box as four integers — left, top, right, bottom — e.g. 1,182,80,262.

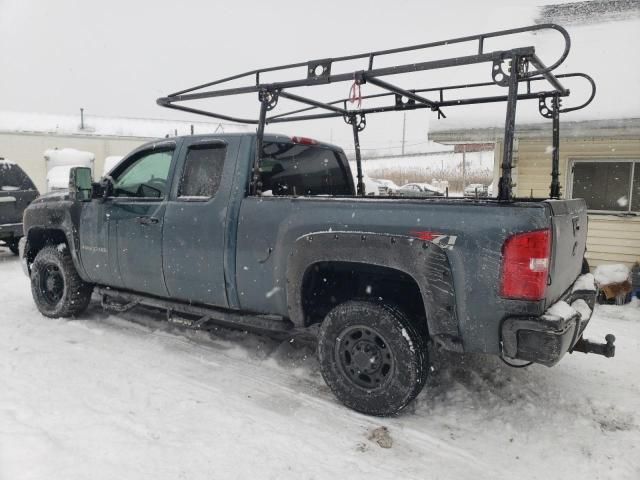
1,248,639,480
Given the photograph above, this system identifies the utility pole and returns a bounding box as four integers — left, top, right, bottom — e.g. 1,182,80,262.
401,112,406,156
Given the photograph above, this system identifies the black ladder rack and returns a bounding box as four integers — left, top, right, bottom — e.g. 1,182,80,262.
157,23,595,201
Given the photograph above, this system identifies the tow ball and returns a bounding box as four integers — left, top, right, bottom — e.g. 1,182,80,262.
571,334,616,358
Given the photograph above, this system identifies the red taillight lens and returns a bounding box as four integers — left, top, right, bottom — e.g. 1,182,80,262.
500,229,551,301
291,136,318,145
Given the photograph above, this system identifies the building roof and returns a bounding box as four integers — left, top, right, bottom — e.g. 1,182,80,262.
427,5,639,135
535,0,640,26
0,111,251,139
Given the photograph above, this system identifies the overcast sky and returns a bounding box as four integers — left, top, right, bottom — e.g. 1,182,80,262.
1,0,638,152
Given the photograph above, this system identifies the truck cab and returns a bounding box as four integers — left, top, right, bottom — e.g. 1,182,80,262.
73,134,353,304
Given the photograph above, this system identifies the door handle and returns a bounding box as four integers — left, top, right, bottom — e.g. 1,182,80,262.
137,216,159,225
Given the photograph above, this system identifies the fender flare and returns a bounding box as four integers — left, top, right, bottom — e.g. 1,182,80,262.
22,201,88,280
286,231,461,349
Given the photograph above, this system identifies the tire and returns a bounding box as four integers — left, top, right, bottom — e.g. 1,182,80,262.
30,245,93,318
317,300,429,416
581,257,590,275
7,238,20,255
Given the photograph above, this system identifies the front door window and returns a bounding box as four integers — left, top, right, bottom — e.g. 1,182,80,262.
112,149,173,199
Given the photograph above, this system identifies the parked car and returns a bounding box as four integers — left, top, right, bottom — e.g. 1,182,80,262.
396,182,444,197
20,133,609,415
361,175,384,196
371,178,399,195
0,159,38,255
463,183,489,197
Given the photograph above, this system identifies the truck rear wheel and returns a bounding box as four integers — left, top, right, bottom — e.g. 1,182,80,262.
30,245,93,318
317,300,429,416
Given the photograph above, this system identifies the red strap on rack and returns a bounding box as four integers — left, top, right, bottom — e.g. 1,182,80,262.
349,80,362,108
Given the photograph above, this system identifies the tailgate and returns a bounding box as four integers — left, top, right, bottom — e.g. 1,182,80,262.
545,199,589,306
0,190,37,225
0,191,19,224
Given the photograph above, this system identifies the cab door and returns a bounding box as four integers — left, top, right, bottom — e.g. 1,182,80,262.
105,142,177,297
163,137,239,307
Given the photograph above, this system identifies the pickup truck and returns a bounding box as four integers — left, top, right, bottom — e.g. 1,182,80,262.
1,159,38,254
20,132,613,415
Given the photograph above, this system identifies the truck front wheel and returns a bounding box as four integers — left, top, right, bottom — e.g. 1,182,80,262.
30,245,93,318
317,300,429,416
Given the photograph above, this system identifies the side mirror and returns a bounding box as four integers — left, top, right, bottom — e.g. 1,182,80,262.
100,176,114,200
69,167,93,202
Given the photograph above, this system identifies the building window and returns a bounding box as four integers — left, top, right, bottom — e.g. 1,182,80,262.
570,160,639,213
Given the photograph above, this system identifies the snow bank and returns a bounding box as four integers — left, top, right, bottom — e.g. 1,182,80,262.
594,264,631,286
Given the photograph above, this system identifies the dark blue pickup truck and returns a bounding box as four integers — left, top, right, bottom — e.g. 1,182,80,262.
20,132,612,415
20,24,617,415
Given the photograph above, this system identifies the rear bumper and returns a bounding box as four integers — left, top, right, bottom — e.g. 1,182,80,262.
0,222,23,240
501,273,597,366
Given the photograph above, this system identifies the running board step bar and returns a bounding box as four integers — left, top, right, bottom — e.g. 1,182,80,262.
95,287,296,337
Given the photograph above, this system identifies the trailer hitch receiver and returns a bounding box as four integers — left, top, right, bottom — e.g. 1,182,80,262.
571,334,616,358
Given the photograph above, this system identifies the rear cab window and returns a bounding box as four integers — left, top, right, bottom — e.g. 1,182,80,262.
178,143,227,200
258,142,353,196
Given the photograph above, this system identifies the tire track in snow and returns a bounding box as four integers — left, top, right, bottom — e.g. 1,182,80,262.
86,309,507,478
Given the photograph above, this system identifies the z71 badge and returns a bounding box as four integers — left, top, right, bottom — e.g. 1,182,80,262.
410,230,458,250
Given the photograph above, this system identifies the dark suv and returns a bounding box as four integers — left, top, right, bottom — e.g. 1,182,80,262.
0,159,38,254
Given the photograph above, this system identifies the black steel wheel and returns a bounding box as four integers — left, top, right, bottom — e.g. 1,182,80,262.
30,245,93,318
39,264,64,304
318,300,429,416
335,325,395,390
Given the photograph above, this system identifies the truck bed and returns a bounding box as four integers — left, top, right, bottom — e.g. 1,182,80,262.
233,194,587,354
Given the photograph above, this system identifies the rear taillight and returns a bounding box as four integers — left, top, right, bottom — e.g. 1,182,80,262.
500,229,551,301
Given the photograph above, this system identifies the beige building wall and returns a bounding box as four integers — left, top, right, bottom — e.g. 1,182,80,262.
0,132,151,193
514,138,640,268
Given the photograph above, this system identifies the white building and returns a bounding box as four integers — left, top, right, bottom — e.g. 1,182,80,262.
0,111,250,192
